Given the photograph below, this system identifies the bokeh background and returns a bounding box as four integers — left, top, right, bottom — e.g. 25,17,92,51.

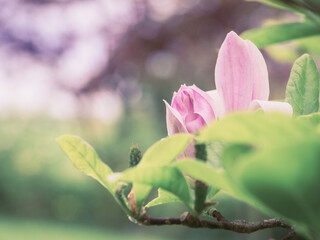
0,0,314,239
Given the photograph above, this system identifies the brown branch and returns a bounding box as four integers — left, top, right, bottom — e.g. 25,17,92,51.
211,210,227,222
138,211,294,237
281,231,296,240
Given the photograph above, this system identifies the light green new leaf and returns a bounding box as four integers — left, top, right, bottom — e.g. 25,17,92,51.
118,165,191,207
221,144,254,173
197,112,314,146
139,133,193,166
57,135,115,192
234,140,320,237
298,112,320,126
206,142,225,169
298,35,320,55
206,186,220,201
241,22,320,48
286,54,320,116
146,188,182,208
130,133,192,213
173,159,234,196
132,184,152,213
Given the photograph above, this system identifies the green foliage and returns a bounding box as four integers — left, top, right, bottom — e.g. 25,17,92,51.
57,135,133,216
145,189,182,208
57,108,320,239
247,0,306,13
173,159,233,194
243,0,320,49
139,133,193,166
298,35,320,55
241,22,320,48
197,112,315,146
57,134,195,218
198,112,320,238
206,186,220,201
117,165,192,208
56,135,115,192
247,0,320,20
285,54,320,116
128,134,193,215
298,112,320,126
57,52,320,237
131,183,152,216
232,140,320,237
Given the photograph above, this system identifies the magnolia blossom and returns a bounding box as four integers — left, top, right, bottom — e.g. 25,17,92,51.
164,85,217,135
164,85,218,157
165,31,292,141
212,31,292,117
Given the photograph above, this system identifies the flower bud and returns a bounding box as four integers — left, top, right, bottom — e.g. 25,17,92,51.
164,84,217,135
129,144,142,167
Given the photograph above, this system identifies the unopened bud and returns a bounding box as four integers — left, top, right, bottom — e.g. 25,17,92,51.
129,144,142,167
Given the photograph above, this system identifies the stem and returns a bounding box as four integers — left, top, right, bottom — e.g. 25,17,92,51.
137,211,294,238
194,143,208,213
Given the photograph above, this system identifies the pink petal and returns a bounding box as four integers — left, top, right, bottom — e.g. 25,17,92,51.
245,40,269,101
206,90,225,118
185,113,206,134
188,85,216,124
171,85,216,125
215,31,270,113
249,100,293,115
164,100,188,136
171,86,193,119
215,31,254,112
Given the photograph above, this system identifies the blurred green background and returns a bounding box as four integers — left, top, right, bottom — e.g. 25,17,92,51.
0,0,314,239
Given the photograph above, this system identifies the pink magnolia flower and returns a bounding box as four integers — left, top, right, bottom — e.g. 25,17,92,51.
165,31,292,142
164,84,217,157
212,31,292,117
164,85,218,135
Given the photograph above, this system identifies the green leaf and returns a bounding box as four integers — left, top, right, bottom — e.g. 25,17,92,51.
139,133,193,166
246,0,320,24
206,142,224,169
298,35,320,55
195,112,320,236
197,112,315,146
145,189,182,208
132,184,152,213
305,0,320,11
173,159,234,195
117,165,191,208
246,0,303,12
286,54,320,116
220,144,278,213
298,112,320,126
221,144,254,172
206,186,220,201
56,135,115,192
233,139,320,237
128,133,192,214
241,22,320,48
